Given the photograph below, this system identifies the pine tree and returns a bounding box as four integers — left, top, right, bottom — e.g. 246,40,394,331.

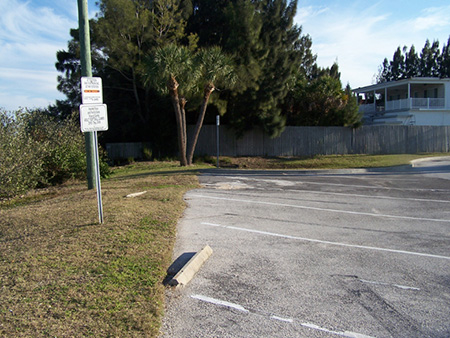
54,0,193,154
419,39,440,77
377,36,450,83
186,0,311,137
95,0,187,122
439,37,450,78
284,65,361,127
52,28,107,119
234,0,302,137
377,58,391,83
390,47,405,80
404,45,419,78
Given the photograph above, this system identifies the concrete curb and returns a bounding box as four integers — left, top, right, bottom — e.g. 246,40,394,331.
169,245,213,287
410,156,450,167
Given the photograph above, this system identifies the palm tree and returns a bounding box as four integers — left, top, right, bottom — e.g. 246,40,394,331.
145,44,235,166
145,45,198,166
186,47,236,165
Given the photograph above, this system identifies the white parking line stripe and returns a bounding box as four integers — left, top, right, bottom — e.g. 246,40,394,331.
223,176,450,192
191,294,249,313
287,179,450,193
202,222,450,261
359,279,420,291
266,188,450,204
210,188,450,204
270,315,294,323
192,194,450,223
300,322,375,338
191,294,375,338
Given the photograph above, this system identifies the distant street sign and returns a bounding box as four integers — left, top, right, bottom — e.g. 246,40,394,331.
81,77,103,104
80,104,108,132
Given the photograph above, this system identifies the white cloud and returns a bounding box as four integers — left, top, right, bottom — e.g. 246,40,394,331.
0,93,58,112
0,1,74,43
295,3,450,89
0,0,77,111
411,6,450,32
296,5,329,25
0,67,65,111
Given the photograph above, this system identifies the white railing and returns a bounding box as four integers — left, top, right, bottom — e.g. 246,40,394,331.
360,98,446,113
411,98,445,109
386,99,409,111
359,104,376,114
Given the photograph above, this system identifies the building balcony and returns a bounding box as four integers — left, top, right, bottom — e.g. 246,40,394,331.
359,98,446,114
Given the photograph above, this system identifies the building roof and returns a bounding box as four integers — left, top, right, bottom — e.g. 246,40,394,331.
353,77,450,93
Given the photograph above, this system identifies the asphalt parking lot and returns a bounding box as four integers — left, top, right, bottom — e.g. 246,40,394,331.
160,158,450,338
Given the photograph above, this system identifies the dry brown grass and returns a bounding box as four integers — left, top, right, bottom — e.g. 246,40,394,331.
0,161,207,337
218,153,447,169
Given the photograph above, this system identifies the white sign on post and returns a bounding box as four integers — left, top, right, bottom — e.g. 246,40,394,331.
80,104,108,132
79,77,107,224
81,77,103,104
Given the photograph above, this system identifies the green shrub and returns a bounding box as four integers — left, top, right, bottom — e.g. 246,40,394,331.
143,143,153,160
0,110,46,198
0,108,110,199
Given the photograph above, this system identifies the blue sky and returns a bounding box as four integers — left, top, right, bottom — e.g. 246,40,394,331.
1,0,450,111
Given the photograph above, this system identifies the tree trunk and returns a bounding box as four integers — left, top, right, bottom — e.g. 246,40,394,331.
187,82,215,165
180,97,187,157
132,68,147,125
168,75,187,166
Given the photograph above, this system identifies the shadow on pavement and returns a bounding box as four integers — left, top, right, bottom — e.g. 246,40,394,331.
163,252,196,286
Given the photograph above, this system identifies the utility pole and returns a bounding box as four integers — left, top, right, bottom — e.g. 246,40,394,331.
77,0,96,189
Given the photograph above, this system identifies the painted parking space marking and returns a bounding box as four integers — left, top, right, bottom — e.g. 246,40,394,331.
191,294,249,313
192,194,450,223
204,186,450,204
260,188,450,204
300,322,375,338
359,279,420,291
220,176,450,193
270,315,294,323
292,179,450,192
191,294,375,338
202,222,450,260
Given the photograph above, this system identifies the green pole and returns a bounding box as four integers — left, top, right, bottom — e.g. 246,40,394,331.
77,0,96,189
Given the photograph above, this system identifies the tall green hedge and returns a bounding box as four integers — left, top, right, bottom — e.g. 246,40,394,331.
0,109,110,199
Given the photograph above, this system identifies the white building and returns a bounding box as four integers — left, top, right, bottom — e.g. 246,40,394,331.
353,77,450,125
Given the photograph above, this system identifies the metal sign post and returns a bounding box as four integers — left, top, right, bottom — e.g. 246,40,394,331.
216,115,220,168
93,131,104,223
79,77,108,224
77,0,96,190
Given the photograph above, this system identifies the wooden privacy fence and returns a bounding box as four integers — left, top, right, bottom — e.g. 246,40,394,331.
191,125,450,157
105,142,146,161
106,125,450,160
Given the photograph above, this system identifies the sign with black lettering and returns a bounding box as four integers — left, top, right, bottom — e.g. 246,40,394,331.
81,77,103,104
79,104,108,132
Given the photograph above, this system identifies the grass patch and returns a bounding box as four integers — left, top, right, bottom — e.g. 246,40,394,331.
219,153,448,170
0,161,210,337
